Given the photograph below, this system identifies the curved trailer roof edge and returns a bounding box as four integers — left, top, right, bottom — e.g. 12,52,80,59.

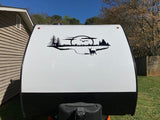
122,26,138,115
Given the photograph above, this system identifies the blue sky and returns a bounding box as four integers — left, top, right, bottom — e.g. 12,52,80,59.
0,0,104,23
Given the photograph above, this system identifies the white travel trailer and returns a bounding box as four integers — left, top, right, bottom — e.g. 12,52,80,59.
21,25,137,119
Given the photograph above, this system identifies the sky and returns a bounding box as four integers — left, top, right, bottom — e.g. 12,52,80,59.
0,0,104,23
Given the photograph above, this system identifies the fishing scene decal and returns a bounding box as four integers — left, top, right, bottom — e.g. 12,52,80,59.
48,35,110,55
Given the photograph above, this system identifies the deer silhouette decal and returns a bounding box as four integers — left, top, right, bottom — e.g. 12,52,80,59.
89,48,96,55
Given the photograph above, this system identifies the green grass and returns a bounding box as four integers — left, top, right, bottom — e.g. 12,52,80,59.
111,76,160,120
0,76,160,120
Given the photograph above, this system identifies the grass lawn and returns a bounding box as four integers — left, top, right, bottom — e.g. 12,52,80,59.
0,76,160,120
111,76,160,120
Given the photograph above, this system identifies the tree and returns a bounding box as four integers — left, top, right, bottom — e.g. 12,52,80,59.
52,35,56,45
56,37,60,46
51,15,62,21
62,15,80,25
69,18,80,25
50,15,62,24
30,14,81,25
85,17,101,25
62,15,71,24
31,13,49,24
101,0,160,57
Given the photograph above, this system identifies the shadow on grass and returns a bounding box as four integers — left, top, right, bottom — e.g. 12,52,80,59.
0,79,24,120
0,95,23,120
0,80,37,120
0,95,47,120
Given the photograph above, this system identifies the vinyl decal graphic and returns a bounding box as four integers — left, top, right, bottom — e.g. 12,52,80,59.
48,35,110,55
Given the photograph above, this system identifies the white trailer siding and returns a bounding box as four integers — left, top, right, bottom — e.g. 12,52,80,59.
22,25,136,93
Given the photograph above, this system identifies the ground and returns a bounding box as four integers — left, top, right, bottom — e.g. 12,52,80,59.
0,76,160,120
